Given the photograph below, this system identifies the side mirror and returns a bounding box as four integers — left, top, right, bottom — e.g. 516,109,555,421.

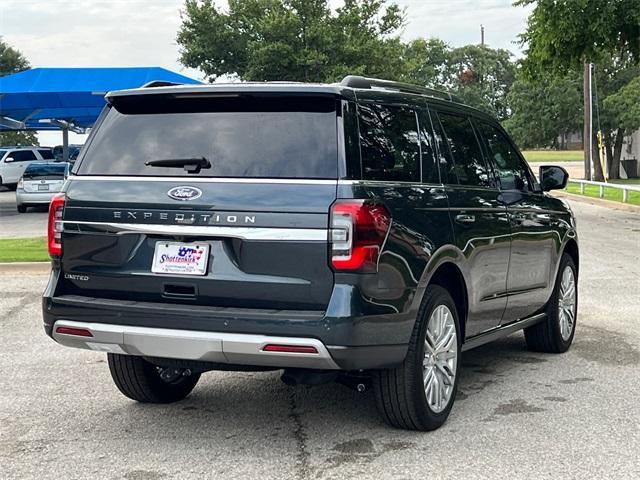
4,157,14,163
539,165,568,191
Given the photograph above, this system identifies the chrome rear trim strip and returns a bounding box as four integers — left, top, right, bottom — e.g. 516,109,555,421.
69,175,338,185
52,320,339,370
63,221,328,241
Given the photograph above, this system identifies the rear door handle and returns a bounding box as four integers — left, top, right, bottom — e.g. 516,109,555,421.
455,214,476,225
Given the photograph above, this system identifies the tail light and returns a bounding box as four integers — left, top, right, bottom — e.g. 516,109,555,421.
48,193,65,257
17,177,24,190
330,200,391,272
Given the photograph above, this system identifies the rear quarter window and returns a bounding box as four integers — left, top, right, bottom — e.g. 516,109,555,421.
76,96,339,179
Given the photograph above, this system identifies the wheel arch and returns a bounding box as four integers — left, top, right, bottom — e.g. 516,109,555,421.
562,238,579,275
426,262,469,341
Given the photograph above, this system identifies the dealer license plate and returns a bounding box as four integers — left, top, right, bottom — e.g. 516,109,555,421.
151,242,209,276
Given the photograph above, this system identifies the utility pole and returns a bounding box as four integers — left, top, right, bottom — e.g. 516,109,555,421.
480,25,485,46
583,61,591,180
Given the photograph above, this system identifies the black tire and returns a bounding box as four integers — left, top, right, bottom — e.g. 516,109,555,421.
525,253,578,353
373,285,461,431
17,205,27,213
107,353,200,403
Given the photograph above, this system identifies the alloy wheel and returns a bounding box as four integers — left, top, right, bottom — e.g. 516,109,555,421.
558,266,576,341
423,305,458,413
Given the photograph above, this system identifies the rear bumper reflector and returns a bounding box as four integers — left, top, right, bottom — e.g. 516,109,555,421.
262,344,318,354
51,320,339,370
55,326,93,337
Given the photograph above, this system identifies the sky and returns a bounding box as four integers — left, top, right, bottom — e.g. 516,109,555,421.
1,0,534,146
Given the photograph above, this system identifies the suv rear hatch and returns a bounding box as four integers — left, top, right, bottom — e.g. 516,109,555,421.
58,92,340,311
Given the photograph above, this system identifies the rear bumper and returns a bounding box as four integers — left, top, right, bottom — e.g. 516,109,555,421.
52,319,341,369
16,190,58,205
43,292,410,370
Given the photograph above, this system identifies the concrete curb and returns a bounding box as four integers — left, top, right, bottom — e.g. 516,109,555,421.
553,191,640,213
0,262,50,275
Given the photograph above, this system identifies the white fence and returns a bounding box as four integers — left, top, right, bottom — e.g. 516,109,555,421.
568,179,640,203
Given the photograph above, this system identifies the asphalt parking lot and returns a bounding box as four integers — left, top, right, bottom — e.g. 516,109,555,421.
1,198,639,479
0,188,48,238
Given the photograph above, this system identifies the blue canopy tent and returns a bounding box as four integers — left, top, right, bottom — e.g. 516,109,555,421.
0,67,201,160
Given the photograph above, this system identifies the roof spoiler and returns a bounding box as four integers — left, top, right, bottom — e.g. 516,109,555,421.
340,75,458,103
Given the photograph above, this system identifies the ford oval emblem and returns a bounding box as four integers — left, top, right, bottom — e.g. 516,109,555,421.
167,186,202,201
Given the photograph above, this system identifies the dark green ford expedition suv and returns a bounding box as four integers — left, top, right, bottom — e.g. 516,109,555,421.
43,76,578,431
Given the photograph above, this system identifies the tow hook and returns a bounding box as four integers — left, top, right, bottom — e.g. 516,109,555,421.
336,373,371,393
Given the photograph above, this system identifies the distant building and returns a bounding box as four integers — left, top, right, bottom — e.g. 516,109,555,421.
556,131,583,150
620,130,639,178
622,130,639,160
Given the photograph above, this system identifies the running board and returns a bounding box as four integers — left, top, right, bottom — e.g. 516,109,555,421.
461,313,546,352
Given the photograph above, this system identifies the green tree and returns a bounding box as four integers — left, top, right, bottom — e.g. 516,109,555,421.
403,40,516,120
0,38,29,76
517,0,640,74
177,0,406,83
516,0,640,180
402,38,451,89
0,39,38,147
446,45,516,120
503,73,582,149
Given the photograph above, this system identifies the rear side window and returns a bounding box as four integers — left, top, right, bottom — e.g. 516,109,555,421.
10,150,37,162
38,149,55,160
77,96,338,179
436,112,492,188
475,122,533,192
357,104,420,182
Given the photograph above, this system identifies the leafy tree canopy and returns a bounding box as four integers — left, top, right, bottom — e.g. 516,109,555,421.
403,40,516,120
177,0,406,82
603,76,640,133
0,38,29,77
502,72,582,149
517,0,640,75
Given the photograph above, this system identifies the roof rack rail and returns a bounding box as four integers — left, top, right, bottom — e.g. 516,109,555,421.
141,80,185,88
340,75,458,102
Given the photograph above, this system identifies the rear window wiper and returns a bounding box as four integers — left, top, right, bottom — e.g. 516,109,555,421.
145,157,211,174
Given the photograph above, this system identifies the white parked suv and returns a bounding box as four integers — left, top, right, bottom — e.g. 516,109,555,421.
0,147,55,189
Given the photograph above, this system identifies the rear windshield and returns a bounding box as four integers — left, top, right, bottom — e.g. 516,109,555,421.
24,162,67,179
76,95,339,179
